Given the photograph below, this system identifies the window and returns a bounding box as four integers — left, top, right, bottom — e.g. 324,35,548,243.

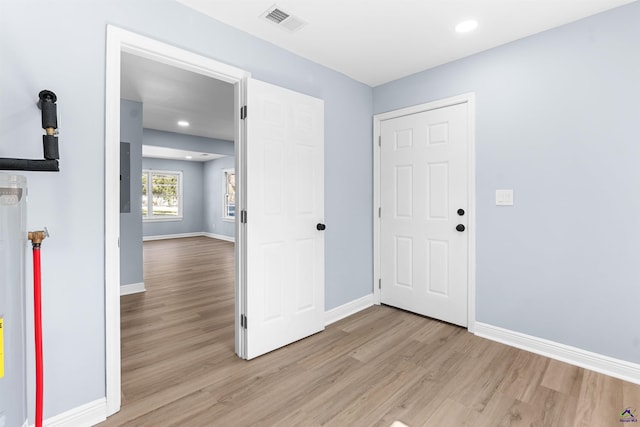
142,170,183,220
223,169,235,220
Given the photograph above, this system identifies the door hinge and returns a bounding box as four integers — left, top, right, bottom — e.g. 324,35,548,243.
240,105,247,120
378,135,381,147
241,314,247,329
378,207,381,218
378,278,381,289
240,210,247,224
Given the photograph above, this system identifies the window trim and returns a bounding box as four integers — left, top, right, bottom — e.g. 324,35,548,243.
142,169,184,222
222,168,236,221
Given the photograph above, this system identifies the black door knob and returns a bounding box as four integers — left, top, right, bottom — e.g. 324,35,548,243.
457,209,465,216
456,224,465,232
316,223,326,231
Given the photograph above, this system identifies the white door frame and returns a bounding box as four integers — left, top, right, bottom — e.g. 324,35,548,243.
105,26,250,416
373,93,477,332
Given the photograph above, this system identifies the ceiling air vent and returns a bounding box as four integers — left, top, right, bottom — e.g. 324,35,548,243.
265,8,289,24
261,5,307,32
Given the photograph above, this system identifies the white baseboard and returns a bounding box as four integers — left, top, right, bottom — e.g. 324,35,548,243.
475,322,640,385
202,232,235,243
143,232,203,241
325,293,374,326
142,232,235,242
120,282,145,296
32,398,106,427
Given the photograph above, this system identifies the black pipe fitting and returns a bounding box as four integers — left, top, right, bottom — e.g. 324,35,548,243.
39,90,59,161
43,135,59,160
38,90,58,130
0,158,59,172
0,90,60,172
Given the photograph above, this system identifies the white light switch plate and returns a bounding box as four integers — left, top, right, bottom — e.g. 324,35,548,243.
496,189,514,206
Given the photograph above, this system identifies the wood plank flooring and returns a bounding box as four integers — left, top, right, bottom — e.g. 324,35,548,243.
99,236,640,426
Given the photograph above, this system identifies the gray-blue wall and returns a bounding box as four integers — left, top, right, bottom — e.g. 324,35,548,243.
142,129,235,239
6,0,637,421
204,156,236,238
121,121,234,286
143,128,234,156
374,1,640,364
142,157,205,237
1,0,372,420
120,100,144,286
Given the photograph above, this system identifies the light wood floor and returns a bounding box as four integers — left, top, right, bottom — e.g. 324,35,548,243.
100,236,640,427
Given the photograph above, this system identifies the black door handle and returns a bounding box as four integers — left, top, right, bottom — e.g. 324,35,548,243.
456,224,465,232
316,223,326,231
457,208,465,216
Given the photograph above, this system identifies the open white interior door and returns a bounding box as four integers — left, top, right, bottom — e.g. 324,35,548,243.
242,78,325,360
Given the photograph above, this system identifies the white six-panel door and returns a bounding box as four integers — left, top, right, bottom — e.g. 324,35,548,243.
244,79,325,359
380,102,469,327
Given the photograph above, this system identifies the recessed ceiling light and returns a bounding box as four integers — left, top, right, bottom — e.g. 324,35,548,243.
177,120,189,127
456,19,478,33
185,155,193,159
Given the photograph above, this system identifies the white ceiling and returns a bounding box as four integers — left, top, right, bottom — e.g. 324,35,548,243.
122,0,633,154
121,52,235,141
177,0,635,86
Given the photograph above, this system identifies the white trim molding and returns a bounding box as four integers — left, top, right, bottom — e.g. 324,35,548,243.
372,93,476,332
106,24,250,417
142,232,235,242
475,322,640,385
32,398,107,427
143,232,203,241
120,282,145,296
203,232,235,243
325,294,374,326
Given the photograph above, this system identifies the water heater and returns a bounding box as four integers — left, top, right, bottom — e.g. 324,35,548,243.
0,173,28,427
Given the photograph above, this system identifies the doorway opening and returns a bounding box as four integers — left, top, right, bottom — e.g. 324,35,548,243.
105,25,249,416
